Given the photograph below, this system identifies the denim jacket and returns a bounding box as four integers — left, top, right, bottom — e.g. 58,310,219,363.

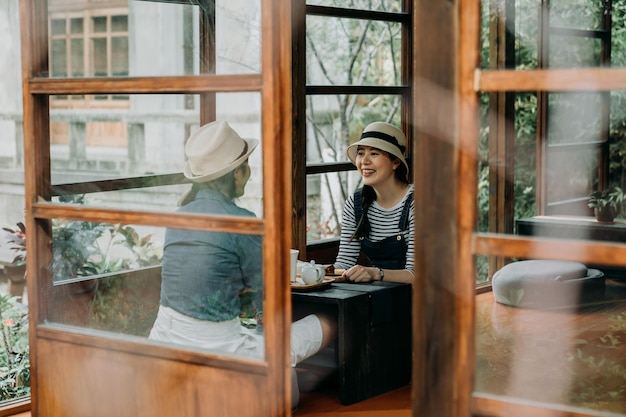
159,188,263,321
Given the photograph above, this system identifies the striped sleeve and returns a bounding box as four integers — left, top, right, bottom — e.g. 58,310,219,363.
334,193,362,269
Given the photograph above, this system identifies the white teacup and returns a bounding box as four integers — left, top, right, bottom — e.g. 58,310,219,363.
301,260,325,284
290,249,299,283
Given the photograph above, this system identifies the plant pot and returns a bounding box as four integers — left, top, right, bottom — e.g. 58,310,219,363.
3,265,26,298
594,206,616,223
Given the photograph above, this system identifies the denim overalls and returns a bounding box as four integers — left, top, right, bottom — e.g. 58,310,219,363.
353,189,413,270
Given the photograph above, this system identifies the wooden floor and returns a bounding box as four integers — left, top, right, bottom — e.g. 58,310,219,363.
9,279,626,417
296,384,411,417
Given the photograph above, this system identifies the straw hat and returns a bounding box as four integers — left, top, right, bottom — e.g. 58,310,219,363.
183,121,258,182
346,122,408,173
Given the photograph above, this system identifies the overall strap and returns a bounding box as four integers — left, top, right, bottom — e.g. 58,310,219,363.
398,192,413,231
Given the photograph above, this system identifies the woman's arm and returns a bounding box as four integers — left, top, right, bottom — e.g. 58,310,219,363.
341,264,414,284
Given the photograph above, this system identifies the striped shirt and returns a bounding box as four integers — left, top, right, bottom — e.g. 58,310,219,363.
335,184,414,273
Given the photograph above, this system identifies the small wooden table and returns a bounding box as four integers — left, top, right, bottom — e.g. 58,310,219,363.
292,281,412,405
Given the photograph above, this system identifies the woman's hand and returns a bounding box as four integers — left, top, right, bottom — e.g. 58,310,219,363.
343,265,381,283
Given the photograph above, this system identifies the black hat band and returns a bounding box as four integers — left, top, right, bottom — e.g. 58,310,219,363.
360,131,406,154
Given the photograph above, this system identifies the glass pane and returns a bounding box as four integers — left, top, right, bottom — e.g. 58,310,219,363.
47,1,261,78
306,171,362,241
50,18,65,36
48,93,263,216
480,0,540,71
547,93,604,144
50,39,67,77
549,35,602,68
306,15,402,85
92,16,107,33
111,37,128,76
476,265,626,414
306,94,402,164
550,0,608,31
47,220,265,361
111,15,127,32
69,17,83,34
92,38,107,77
70,38,84,77
545,148,597,205
306,0,403,12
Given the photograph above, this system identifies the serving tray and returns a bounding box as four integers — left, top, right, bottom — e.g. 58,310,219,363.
290,277,335,292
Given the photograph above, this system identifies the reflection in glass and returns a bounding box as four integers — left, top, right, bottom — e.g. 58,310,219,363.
549,36,601,68
547,93,603,144
47,0,261,77
306,94,402,164
550,0,608,31
476,272,626,414
48,93,263,215
48,216,266,360
306,171,361,241
306,16,402,86
50,218,163,283
150,224,264,360
545,148,597,204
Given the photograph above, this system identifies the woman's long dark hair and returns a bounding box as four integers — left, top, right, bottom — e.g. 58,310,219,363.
351,153,411,240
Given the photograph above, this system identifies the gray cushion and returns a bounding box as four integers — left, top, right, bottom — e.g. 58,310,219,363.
492,260,604,308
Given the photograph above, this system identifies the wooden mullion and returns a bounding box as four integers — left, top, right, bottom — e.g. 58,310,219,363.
31,202,265,235
198,1,216,125
487,0,516,278
413,1,480,417
29,74,262,94
292,0,307,257
37,325,268,375
401,0,412,162
260,0,293,414
474,232,626,267
479,68,626,92
21,0,52,415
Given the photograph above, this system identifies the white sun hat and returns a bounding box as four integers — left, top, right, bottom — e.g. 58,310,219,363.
183,120,258,183
346,121,408,174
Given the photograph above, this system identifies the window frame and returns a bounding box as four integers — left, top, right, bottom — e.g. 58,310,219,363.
293,2,413,255
20,0,295,415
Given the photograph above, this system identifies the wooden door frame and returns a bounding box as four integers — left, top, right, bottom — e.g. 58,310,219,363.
20,0,294,415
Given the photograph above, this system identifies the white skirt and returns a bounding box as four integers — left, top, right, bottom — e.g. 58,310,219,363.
149,305,323,366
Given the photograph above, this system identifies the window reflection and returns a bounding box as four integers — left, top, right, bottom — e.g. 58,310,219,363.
48,93,263,215
47,0,261,78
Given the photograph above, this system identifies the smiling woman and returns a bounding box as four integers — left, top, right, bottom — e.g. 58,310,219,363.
332,122,414,286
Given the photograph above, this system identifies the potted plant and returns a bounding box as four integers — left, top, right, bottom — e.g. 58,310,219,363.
1,222,27,298
588,186,625,223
